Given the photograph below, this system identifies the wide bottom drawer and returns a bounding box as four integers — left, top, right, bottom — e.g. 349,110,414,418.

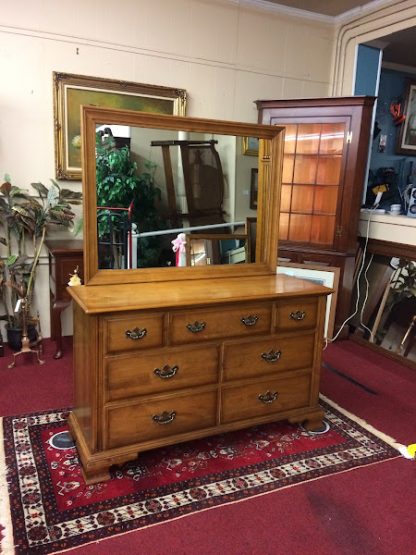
221,374,311,423
105,389,217,449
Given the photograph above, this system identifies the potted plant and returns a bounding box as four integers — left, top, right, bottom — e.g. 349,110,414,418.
0,177,82,351
95,133,167,268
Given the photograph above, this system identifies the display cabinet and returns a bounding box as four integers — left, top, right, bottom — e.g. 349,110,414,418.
256,97,375,336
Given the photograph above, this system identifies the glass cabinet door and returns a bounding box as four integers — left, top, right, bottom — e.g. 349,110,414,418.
277,120,348,248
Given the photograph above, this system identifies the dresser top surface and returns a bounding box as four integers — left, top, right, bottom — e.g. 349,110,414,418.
68,274,331,314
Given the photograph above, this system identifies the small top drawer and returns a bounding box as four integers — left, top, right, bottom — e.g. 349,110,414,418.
170,303,272,344
275,298,318,332
102,312,164,354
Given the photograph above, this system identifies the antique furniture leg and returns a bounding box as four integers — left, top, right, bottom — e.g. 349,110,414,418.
50,299,68,359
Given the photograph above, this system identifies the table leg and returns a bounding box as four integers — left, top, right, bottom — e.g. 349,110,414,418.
50,299,69,359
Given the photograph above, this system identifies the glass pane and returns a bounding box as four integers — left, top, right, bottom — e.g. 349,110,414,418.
310,215,336,245
282,154,295,183
293,156,317,184
279,212,289,240
288,214,311,242
296,124,321,154
316,156,342,185
313,186,338,214
319,123,345,155
280,185,292,212
291,185,314,213
284,124,297,154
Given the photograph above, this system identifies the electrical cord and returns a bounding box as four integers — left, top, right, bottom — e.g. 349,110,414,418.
324,204,378,348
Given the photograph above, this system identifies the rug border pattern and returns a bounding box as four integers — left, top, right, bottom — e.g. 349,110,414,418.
3,400,399,554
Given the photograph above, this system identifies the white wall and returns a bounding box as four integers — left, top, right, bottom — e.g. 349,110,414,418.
0,0,335,337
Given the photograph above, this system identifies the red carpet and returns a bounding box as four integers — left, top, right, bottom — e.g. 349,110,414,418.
1,398,398,554
0,338,415,555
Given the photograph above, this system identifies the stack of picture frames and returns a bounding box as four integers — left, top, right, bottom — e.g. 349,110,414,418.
277,262,340,341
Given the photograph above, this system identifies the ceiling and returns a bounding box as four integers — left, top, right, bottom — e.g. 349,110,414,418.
262,0,378,17
379,27,416,68
263,1,416,68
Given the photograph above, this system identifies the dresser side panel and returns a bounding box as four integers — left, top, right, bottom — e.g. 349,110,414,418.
72,302,99,452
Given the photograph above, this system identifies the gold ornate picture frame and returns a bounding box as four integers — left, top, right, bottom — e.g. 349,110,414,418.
53,72,187,180
242,136,259,156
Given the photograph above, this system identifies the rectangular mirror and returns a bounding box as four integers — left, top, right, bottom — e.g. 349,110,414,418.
81,107,284,285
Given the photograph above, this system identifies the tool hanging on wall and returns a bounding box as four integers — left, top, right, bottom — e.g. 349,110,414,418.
390,102,406,126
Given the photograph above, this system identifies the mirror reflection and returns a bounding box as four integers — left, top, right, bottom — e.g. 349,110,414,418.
95,124,258,269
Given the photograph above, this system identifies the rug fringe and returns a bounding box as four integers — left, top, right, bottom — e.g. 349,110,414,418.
320,394,405,452
0,417,15,554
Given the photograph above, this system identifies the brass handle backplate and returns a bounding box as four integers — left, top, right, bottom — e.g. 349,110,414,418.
241,315,259,327
152,411,176,425
258,391,278,404
125,327,147,340
261,349,282,363
186,321,206,333
290,311,306,321
154,365,179,379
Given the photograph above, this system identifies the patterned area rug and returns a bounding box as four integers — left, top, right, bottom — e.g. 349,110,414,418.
0,396,399,554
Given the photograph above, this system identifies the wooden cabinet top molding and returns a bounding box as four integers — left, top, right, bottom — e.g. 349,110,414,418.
68,274,330,314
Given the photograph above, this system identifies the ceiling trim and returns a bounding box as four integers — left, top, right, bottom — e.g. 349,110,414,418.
238,0,334,23
382,61,416,75
237,0,399,25
335,0,401,24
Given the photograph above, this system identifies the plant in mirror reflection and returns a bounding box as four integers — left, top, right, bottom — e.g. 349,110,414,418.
95,133,168,268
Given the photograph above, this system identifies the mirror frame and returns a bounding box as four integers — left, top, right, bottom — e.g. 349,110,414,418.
81,105,284,286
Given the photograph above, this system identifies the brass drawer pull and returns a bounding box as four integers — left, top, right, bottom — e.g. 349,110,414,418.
186,321,206,333
258,391,278,404
290,310,306,321
125,327,147,340
241,315,259,327
154,365,179,379
261,349,282,363
152,411,176,425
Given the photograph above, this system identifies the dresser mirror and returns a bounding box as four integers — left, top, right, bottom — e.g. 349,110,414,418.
81,106,284,285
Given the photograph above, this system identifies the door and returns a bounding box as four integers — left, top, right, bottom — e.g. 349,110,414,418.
269,117,350,250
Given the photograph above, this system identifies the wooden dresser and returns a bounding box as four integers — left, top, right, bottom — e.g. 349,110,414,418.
68,274,329,483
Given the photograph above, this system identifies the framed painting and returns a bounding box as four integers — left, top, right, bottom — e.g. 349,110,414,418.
396,80,416,155
276,262,340,340
53,72,187,180
242,136,259,156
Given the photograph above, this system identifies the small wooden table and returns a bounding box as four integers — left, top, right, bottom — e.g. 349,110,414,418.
45,240,83,359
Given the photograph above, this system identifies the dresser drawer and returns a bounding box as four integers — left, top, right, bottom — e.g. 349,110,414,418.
102,313,164,354
223,333,314,381
170,303,272,345
221,374,311,423
105,390,217,449
275,298,318,332
105,345,219,401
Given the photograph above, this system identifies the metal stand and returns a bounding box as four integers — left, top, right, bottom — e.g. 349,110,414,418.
8,302,44,368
